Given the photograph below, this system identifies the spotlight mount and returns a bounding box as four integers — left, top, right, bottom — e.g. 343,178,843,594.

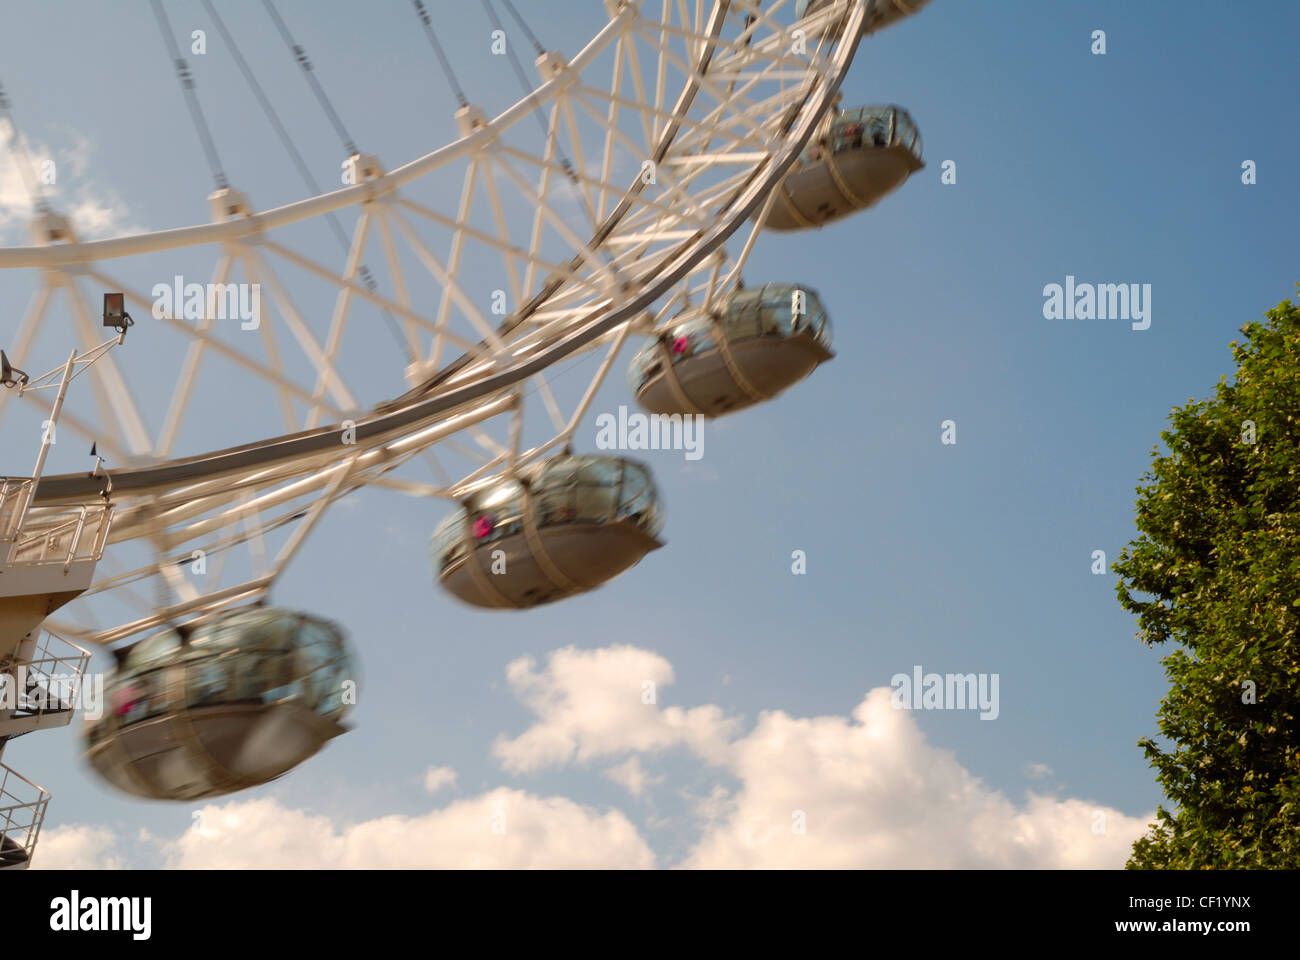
103,292,134,334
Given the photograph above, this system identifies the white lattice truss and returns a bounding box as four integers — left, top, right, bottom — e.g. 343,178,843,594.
0,0,871,647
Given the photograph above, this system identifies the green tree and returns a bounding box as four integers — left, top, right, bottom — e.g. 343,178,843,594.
1115,293,1300,869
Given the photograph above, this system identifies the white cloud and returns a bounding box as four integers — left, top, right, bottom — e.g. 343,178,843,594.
163,791,652,869
1025,762,1053,780
423,765,458,795
67,193,129,239
32,789,653,870
679,689,1152,868
492,645,741,773
0,123,135,240
30,823,125,870
603,757,663,797
490,646,1155,868
32,645,1155,871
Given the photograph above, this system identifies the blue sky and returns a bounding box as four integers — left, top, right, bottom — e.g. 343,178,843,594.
2,0,1298,868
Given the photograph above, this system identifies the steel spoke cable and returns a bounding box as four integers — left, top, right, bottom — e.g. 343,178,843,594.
237,0,459,489
412,0,469,110
479,0,613,260
256,0,412,360
416,0,735,401
263,0,358,156
500,0,546,57
200,0,348,252
479,0,577,184
410,0,576,400
151,0,228,190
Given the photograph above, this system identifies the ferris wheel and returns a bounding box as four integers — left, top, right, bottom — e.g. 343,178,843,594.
0,0,929,865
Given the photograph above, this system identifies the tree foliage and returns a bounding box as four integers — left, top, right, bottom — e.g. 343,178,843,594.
1116,293,1300,869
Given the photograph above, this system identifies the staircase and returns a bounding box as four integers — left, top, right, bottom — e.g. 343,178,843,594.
0,835,30,869
0,630,92,739
0,762,49,870
0,477,112,870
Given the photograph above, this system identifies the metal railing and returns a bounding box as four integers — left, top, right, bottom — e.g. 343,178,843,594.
0,762,49,868
0,630,92,725
0,479,34,541
1,496,113,571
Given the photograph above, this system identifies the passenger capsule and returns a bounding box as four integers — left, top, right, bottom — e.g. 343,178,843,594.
84,607,354,801
796,0,932,37
432,454,664,609
764,105,923,231
629,284,833,418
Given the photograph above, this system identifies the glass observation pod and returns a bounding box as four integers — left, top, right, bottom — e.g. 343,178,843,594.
763,105,923,231
629,284,833,418
795,0,933,38
432,453,664,609
84,607,354,801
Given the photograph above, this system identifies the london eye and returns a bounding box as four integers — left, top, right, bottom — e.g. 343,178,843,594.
0,0,928,867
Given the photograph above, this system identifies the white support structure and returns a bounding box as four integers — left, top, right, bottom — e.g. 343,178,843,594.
0,338,117,868
0,0,926,845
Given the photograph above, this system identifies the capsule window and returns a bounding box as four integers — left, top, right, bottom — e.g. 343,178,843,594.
827,106,897,155
250,653,280,703
95,610,356,750
115,669,171,724
572,460,621,522
127,630,182,669
187,656,232,707
88,716,109,745
574,486,618,522
583,457,621,485
758,288,794,335
228,656,264,702
295,623,337,709
297,624,351,718
724,294,764,341
808,304,831,344
629,349,662,393
617,464,653,517
618,463,663,538
763,305,791,337
640,500,664,539
432,510,467,571
467,481,525,545
666,314,714,362
535,479,577,527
